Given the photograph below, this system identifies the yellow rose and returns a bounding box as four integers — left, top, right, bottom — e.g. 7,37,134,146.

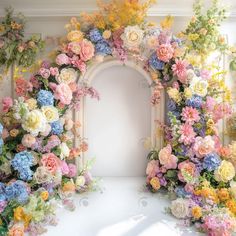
214,160,236,183
10,129,19,137
191,206,202,219
150,177,160,191
184,88,192,99
67,30,83,42
41,106,59,123
22,110,47,136
167,88,181,103
103,30,111,39
40,191,49,201
25,98,37,110
190,77,208,97
14,207,24,221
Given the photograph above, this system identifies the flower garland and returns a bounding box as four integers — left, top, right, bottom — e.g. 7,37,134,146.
0,0,235,235
0,7,44,77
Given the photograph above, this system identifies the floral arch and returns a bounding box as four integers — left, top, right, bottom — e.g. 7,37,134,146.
0,0,235,236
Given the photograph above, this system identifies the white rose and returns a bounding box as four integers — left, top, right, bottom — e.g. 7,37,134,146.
57,68,77,84
53,170,62,185
76,176,86,188
171,198,189,219
41,124,51,137
34,166,53,184
122,25,144,49
41,106,59,123
186,69,195,81
60,142,70,159
190,77,208,97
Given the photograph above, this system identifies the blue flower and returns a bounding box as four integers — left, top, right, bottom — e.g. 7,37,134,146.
89,28,103,43
186,95,202,109
51,120,63,135
0,123,3,135
37,90,54,107
167,99,176,111
149,53,164,70
175,187,190,198
203,153,221,171
95,40,112,55
11,151,34,181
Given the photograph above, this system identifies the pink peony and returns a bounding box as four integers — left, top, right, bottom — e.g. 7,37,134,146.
67,164,77,178
61,160,69,175
54,83,73,105
146,160,159,178
2,97,13,113
50,67,59,77
172,59,189,83
41,153,61,174
179,123,196,145
39,68,50,79
178,160,198,182
79,39,95,61
181,106,200,125
193,135,215,158
56,53,70,66
156,44,174,62
159,144,178,169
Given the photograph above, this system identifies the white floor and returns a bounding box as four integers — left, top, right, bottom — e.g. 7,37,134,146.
46,177,203,236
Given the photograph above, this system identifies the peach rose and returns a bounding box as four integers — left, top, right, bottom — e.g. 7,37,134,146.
146,160,159,178
54,83,73,105
79,39,95,61
41,153,61,174
22,134,36,148
156,44,174,62
8,224,24,236
193,136,215,158
159,144,178,169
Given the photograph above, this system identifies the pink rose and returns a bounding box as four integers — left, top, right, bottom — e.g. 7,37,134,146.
22,134,36,148
50,67,59,76
146,160,159,178
193,136,215,158
178,161,197,182
39,68,50,79
15,78,33,97
56,53,70,66
41,153,61,174
54,83,73,105
2,97,13,113
61,160,69,175
68,41,81,54
67,164,77,177
159,144,178,169
79,39,95,61
156,44,174,62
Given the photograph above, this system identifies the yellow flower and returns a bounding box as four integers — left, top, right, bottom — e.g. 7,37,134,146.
150,177,160,191
214,160,236,183
40,191,49,201
25,98,37,110
190,77,208,97
183,88,192,99
14,207,24,222
167,88,181,103
191,206,202,219
41,106,59,123
10,129,19,137
0,25,5,33
103,30,111,39
160,15,174,30
67,30,83,42
188,33,199,41
217,188,230,202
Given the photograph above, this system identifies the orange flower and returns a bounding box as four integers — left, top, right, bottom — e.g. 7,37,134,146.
226,199,236,215
10,129,19,137
14,207,24,222
40,191,49,201
150,177,160,191
191,206,202,219
80,141,88,152
62,182,76,192
218,188,230,202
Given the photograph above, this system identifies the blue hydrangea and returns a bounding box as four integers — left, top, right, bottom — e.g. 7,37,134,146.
149,53,164,70
0,123,3,135
186,95,203,109
175,187,190,198
51,120,63,135
167,99,176,111
11,151,34,181
37,90,54,107
89,28,103,43
95,40,112,55
203,153,221,171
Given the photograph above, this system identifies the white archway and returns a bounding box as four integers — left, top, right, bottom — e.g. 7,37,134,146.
74,58,165,172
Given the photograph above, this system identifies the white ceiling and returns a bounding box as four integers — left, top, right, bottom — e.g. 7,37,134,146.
0,0,235,17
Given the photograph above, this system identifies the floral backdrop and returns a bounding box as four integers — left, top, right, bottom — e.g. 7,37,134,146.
0,0,236,236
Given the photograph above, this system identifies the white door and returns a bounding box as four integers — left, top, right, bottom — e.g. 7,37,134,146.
86,65,151,177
